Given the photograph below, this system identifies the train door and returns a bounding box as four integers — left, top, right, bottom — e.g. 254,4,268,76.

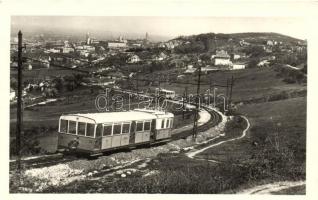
129,121,136,144
142,121,151,142
120,122,130,146
135,121,144,143
111,123,122,147
101,123,113,149
150,119,156,142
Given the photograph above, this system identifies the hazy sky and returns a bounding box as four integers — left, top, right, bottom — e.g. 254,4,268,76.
11,16,307,40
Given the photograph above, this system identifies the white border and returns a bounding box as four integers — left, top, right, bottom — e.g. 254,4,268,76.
1,0,318,200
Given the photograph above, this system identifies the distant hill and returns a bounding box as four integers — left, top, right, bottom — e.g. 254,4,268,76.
168,32,306,54
174,32,305,43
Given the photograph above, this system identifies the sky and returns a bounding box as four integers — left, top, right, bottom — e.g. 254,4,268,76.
11,16,308,40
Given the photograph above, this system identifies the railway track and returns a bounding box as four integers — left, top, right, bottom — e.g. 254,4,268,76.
10,106,222,171
172,107,222,140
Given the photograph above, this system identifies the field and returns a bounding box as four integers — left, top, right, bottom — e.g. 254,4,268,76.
141,67,306,103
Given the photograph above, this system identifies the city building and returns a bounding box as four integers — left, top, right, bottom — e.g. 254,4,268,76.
108,41,127,49
231,63,246,70
127,55,141,63
211,50,232,66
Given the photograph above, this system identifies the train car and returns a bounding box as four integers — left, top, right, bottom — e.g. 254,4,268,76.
57,109,174,156
156,88,176,99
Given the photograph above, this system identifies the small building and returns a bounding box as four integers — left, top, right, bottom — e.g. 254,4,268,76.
211,50,232,66
184,65,197,74
257,60,270,67
231,52,246,60
154,52,168,61
201,66,219,73
214,55,232,66
62,47,74,53
108,41,127,49
232,63,246,70
127,55,141,63
47,48,61,53
266,40,274,46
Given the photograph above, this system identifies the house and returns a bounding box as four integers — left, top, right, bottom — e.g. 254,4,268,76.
201,66,219,73
266,40,274,46
108,41,127,49
231,52,246,60
46,48,61,53
127,55,141,63
62,47,74,53
232,63,246,70
239,40,250,46
211,50,232,66
257,60,270,67
154,52,168,61
184,65,197,74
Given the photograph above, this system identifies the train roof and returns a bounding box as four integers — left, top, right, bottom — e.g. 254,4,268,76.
134,109,174,118
60,109,173,124
158,88,175,93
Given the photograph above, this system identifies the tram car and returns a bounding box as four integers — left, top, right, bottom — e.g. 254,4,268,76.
156,88,176,99
57,109,174,156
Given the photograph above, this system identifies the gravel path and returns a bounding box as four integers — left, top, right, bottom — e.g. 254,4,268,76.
238,180,306,194
186,115,250,159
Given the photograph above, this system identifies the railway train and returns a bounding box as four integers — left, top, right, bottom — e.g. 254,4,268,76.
57,109,174,156
156,88,176,99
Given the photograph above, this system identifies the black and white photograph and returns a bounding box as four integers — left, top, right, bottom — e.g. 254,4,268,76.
1,0,318,198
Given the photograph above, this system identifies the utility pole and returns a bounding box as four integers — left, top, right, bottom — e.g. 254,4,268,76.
225,78,229,109
16,31,23,173
182,86,188,119
157,74,161,110
209,79,212,106
228,75,234,111
136,74,139,94
192,60,202,139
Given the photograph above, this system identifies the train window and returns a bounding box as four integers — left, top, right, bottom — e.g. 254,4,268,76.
103,124,112,136
86,123,95,137
68,121,77,134
144,121,151,131
161,119,165,129
96,124,103,137
170,118,174,128
60,119,68,133
122,123,130,134
78,122,86,136
166,119,170,128
113,123,121,135
136,121,144,132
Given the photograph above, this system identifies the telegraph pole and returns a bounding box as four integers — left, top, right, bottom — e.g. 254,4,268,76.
182,86,188,119
209,79,212,106
157,74,161,110
136,74,139,94
228,75,234,111
16,31,23,172
226,78,229,109
192,60,202,139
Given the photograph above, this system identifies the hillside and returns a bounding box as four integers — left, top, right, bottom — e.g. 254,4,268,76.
167,32,306,55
